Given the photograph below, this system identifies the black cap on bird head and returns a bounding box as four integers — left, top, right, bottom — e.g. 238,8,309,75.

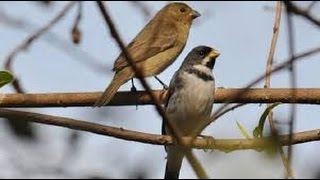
182,46,220,69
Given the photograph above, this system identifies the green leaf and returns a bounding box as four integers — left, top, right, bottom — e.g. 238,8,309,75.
253,102,282,138
236,121,251,139
0,71,14,88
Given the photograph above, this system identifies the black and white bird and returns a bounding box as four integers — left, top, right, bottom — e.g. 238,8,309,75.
163,46,220,179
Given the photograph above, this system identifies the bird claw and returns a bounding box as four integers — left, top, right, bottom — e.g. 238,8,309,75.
154,76,169,90
130,79,139,110
131,86,137,92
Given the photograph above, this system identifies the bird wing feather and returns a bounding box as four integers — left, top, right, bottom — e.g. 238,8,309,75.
113,20,179,72
162,70,182,150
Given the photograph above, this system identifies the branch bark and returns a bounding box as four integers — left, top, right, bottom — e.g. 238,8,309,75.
0,108,319,151
264,2,293,178
2,88,320,107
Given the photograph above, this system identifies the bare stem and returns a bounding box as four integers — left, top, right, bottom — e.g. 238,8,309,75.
264,2,293,178
0,108,319,150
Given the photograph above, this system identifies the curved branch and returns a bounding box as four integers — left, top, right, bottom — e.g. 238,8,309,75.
0,108,319,151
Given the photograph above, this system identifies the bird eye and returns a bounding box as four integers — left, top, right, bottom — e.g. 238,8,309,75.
199,51,204,56
180,8,186,13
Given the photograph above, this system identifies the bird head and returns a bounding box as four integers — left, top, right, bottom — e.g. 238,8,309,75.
162,3,201,23
182,46,220,70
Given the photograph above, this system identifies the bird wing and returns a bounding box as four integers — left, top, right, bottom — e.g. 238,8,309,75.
162,70,182,151
162,71,185,179
113,21,179,72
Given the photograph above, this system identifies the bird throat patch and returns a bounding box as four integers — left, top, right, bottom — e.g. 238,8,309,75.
185,68,213,81
205,58,216,69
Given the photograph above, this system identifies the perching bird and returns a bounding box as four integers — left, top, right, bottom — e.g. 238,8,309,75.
94,2,201,107
163,46,220,179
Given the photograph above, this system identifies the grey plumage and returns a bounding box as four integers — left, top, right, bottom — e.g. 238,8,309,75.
163,46,220,179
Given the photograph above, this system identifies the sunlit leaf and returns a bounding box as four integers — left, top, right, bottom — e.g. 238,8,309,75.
253,102,282,138
0,71,14,88
236,121,251,139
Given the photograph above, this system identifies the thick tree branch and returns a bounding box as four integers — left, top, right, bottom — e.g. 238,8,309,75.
0,108,319,151
1,88,320,107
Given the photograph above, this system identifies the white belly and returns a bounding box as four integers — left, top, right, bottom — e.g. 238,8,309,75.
166,71,215,136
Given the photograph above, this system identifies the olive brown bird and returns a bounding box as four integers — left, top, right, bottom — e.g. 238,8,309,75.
94,2,201,107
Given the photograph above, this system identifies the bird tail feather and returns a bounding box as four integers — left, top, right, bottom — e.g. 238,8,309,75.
94,70,131,107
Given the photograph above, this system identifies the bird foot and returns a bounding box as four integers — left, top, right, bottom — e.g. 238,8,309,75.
163,84,169,90
130,79,139,110
131,86,137,92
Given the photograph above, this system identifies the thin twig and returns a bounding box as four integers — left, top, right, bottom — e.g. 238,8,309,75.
284,1,320,28
4,2,76,93
264,2,293,178
307,1,318,12
213,103,247,121
0,108,319,150
285,3,297,179
129,1,151,19
95,1,207,178
0,7,107,74
265,1,282,89
4,1,76,70
71,1,82,44
184,150,208,178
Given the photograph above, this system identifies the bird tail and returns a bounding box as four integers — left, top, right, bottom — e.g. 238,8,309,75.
94,70,131,107
164,147,185,179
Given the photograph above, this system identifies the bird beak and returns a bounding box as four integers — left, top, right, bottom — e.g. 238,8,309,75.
191,10,201,19
209,49,220,59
